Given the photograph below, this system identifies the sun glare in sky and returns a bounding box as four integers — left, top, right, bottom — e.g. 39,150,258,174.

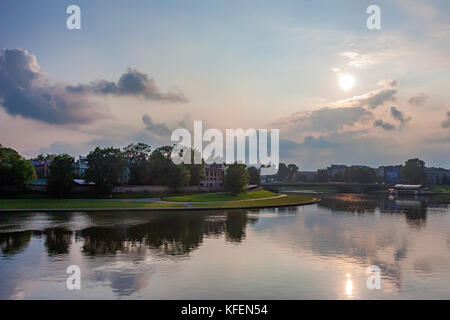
339,74,355,91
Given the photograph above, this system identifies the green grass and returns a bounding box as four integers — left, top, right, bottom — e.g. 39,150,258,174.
433,185,450,194
274,186,338,193
162,190,277,202
0,199,185,210
0,192,319,211
192,194,317,208
0,192,171,199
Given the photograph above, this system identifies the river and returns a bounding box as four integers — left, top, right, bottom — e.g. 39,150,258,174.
1,193,449,299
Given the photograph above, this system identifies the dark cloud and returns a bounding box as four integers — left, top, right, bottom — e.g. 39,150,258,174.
0,48,189,125
274,106,373,133
373,119,396,131
342,80,398,109
303,135,334,148
354,88,397,109
390,106,411,125
408,93,427,107
66,68,189,103
0,48,106,124
442,111,450,128
142,114,173,137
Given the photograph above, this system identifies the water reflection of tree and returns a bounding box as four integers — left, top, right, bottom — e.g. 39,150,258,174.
317,194,378,213
381,197,428,229
225,211,248,242
42,228,73,255
0,231,32,256
318,194,429,229
403,206,427,229
80,211,254,256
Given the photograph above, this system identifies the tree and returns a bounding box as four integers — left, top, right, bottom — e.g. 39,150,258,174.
401,158,426,184
333,171,344,182
147,146,173,185
85,147,127,193
247,166,261,185
47,154,75,195
297,173,307,183
146,146,192,189
343,167,377,183
166,164,191,190
276,163,290,182
186,149,205,186
288,164,299,182
123,143,152,185
0,145,36,188
316,169,329,182
33,154,56,162
174,148,205,186
224,163,249,195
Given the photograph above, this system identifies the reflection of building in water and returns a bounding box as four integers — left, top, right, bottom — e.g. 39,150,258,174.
381,196,428,229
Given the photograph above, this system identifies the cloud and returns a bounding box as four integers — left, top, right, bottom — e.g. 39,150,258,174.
442,111,450,128
66,68,189,103
373,119,396,131
274,106,373,133
0,48,189,125
0,48,107,124
390,106,411,125
341,51,380,69
408,93,427,106
341,50,401,69
142,114,173,137
340,80,397,109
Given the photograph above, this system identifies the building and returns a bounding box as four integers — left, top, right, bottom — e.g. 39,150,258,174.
201,163,226,187
391,184,429,196
74,156,89,177
31,159,51,179
377,165,403,184
326,165,347,177
425,167,450,186
298,171,317,182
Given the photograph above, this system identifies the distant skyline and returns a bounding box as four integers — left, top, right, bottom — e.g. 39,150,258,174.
1,0,450,170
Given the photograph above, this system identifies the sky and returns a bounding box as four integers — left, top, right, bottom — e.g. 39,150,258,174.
0,0,449,170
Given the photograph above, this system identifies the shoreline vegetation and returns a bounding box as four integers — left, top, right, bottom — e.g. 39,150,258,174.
0,190,320,212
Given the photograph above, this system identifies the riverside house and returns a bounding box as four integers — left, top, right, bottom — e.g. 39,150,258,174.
201,163,226,187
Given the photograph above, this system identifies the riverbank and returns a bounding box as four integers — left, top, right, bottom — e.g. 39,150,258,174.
0,191,320,212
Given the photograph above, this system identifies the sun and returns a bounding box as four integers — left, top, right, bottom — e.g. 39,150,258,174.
339,74,355,91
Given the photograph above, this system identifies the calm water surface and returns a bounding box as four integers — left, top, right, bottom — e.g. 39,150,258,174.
1,193,450,299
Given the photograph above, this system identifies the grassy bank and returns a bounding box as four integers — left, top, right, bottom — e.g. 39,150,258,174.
433,185,450,194
191,194,318,208
0,192,318,211
0,199,184,210
163,190,277,202
0,192,170,199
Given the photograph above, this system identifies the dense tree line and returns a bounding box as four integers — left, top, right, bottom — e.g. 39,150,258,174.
83,144,205,193
0,144,36,188
1,143,265,196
